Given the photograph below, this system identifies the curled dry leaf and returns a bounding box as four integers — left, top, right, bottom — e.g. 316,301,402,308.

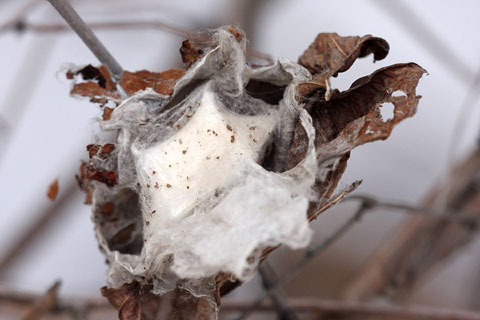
70,64,119,100
79,161,117,187
297,33,389,96
180,40,204,66
101,143,115,155
289,62,426,215
87,143,116,158
102,282,161,320
86,144,100,158
121,69,185,95
170,288,217,320
227,26,244,42
103,107,114,121
46,178,59,201
69,65,184,101
67,27,425,319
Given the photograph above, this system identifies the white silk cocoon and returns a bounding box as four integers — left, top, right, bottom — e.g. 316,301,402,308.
91,27,317,296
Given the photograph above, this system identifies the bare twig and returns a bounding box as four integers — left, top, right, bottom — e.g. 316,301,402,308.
448,62,480,164
370,0,474,84
6,20,194,39
0,283,110,318
343,148,480,301
223,298,480,320
45,0,124,83
0,0,40,33
4,283,480,320
309,180,362,221
22,281,61,320
344,194,480,229
236,202,370,320
0,33,57,161
2,20,274,64
258,262,298,320
0,181,78,276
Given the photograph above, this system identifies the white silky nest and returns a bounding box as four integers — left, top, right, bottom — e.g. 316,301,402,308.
90,27,318,297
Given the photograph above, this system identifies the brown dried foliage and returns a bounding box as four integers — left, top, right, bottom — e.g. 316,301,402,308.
121,69,185,95
298,33,389,94
46,178,59,201
86,144,100,158
180,40,204,66
169,289,217,320
88,143,115,159
103,107,114,121
101,143,115,155
69,65,184,101
288,34,425,211
79,161,117,187
70,65,118,100
228,26,244,42
110,223,137,247
101,202,115,216
102,282,161,320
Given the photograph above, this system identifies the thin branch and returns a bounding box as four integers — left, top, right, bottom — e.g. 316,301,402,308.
0,283,110,314
2,283,480,320
45,0,124,83
344,194,480,230
235,202,370,320
22,281,61,320
370,0,474,84
8,20,194,39
1,20,274,64
0,32,57,162
343,148,480,301
448,61,480,165
0,0,40,33
0,180,78,276
223,298,480,320
309,180,362,221
258,261,298,320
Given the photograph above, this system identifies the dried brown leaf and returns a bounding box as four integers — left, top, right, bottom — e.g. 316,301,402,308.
102,282,161,320
76,64,106,86
69,66,184,101
313,63,426,149
70,81,118,100
103,107,114,121
298,33,389,94
46,178,59,201
79,161,117,187
100,143,115,156
100,65,116,91
309,179,362,221
101,202,115,216
86,144,100,158
169,289,217,320
90,170,117,187
228,26,244,42
180,40,204,66
287,63,425,209
110,223,136,247
215,273,238,304
121,69,185,95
